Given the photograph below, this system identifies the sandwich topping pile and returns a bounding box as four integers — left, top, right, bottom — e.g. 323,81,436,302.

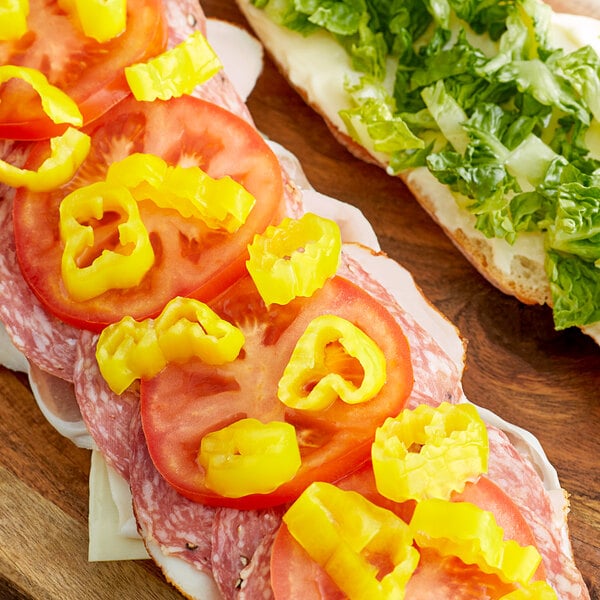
237,0,600,343
0,1,592,599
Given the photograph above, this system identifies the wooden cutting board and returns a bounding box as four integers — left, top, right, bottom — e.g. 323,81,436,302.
1,1,599,598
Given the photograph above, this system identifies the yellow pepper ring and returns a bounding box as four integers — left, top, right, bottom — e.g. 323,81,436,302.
154,296,245,366
372,402,489,503
0,0,29,41
0,127,90,192
0,65,83,127
410,498,543,586
198,418,301,498
96,316,165,395
278,314,387,411
106,152,255,233
499,581,558,599
95,296,245,394
61,0,127,43
246,212,342,306
125,30,222,102
283,482,419,598
60,181,155,303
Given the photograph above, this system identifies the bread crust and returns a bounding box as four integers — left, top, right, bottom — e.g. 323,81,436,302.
249,30,554,309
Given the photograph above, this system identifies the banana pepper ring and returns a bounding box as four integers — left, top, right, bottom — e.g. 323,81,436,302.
198,418,301,498
106,152,255,233
283,481,419,600
410,498,543,586
57,0,126,43
278,314,387,411
500,581,558,599
125,30,222,101
246,212,342,306
0,126,90,192
60,181,155,303
0,65,83,128
0,0,29,40
96,296,245,394
0,66,89,190
372,402,488,503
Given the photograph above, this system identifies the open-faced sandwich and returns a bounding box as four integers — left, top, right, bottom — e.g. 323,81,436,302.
235,0,600,345
0,1,592,599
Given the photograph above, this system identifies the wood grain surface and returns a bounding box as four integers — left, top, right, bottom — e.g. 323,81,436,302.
1,1,599,599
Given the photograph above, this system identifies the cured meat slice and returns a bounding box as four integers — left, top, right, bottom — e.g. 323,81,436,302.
167,0,255,124
211,507,285,599
0,189,79,380
73,329,136,479
338,247,466,410
237,530,277,600
486,426,590,600
129,413,216,573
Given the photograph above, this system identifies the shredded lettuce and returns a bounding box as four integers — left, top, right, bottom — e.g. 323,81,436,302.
251,0,600,330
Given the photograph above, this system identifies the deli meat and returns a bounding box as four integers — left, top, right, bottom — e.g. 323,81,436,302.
338,249,466,410
0,189,79,381
73,329,136,479
486,427,590,600
211,506,284,600
129,413,215,573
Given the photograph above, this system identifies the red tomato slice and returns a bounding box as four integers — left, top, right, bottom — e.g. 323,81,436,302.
140,275,413,509
0,0,167,140
270,471,546,599
13,95,286,331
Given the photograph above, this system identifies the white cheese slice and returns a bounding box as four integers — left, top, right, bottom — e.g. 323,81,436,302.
88,450,149,561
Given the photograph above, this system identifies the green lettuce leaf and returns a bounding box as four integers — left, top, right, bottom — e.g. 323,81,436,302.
253,0,600,330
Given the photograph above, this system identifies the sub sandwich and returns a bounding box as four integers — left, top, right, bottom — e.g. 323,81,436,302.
235,0,600,345
0,1,592,599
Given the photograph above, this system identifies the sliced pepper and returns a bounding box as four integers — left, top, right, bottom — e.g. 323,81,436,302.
0,65,83,127
198,418,301,498
410,498,542,586
59,181,155,302
372,402,488,503
106,152,255,232
246,213,341,306
125,30,222,102
154,296,246,366
500,581,558,599
0,127,90,191
95,316,164,395
96,296,245,394
0,0,29,40
58,0,126,43
283,481,419,600
278,314,387,411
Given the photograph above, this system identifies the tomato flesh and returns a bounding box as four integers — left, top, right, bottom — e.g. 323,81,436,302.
13,95,286,331
270,471,545,599
0,0,167,140
140,275,413,509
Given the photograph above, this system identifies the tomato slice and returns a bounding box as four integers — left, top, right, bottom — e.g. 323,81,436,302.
13,95,286,331
0,0,167,140
140,275,413,509
270,471,545,599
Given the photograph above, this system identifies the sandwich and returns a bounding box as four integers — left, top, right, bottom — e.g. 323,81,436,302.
234,0,600,345
0,1,591,598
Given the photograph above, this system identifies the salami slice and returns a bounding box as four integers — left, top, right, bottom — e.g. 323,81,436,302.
0,169,79,380
210,507,285,600
129,412,216,573
237,530,277,600
73,329,136,479
339,248,466,410
486,426,590,600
